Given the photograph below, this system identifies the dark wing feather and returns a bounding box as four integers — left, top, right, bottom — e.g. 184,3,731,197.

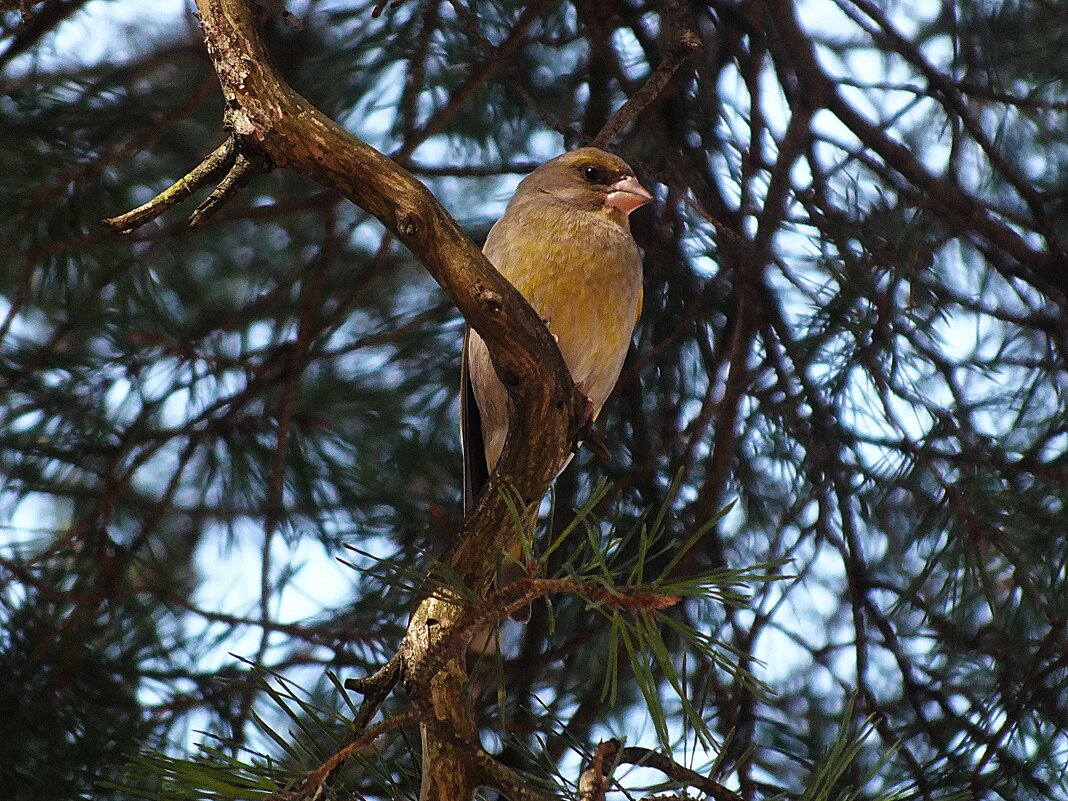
460,327,489,517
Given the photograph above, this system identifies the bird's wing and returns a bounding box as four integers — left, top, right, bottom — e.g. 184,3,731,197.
460,327,489,517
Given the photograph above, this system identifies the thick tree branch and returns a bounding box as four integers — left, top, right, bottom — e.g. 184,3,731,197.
101,2,587,799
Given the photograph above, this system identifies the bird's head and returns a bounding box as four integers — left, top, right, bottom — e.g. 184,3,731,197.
513,147,653,223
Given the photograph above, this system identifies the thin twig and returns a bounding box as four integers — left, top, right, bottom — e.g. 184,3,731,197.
289,710,420,801
302,654,404,800
619,746,744,801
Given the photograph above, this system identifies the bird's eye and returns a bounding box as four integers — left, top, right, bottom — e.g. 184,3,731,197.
582,165,611,184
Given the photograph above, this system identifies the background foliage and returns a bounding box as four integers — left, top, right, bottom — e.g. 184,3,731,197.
2,0,1067,799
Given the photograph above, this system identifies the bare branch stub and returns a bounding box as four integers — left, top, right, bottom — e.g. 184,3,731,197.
189,145,272,228
578,739,623,801
103,138,239,233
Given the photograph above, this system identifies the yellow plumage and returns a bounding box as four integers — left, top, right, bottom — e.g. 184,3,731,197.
462,148,651,514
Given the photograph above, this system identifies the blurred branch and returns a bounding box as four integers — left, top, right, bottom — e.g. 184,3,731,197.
592,0,701,149
441,0,579,146
0,0,89,70
767,0,1066,299
22,72,216,223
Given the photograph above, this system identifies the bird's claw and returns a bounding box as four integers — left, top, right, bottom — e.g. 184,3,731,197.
575,385,596,441
542,317,559,344
573,388,610,460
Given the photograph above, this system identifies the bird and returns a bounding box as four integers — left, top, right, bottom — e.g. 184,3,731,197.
461,147,652,516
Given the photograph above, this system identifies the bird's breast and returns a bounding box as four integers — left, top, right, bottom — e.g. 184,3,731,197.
483,209,642,411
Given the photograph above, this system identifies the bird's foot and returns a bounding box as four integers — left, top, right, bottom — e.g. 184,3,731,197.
542,317,559,344
573,385,610,459
575,384,596,441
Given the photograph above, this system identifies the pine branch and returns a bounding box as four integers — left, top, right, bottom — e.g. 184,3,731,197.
100,2,588,798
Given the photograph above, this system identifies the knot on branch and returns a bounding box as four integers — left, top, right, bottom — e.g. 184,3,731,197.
679,29,702,52
475,285,504,313
397,211,424,236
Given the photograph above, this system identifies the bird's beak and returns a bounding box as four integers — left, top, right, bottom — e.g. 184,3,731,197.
605,175,653,215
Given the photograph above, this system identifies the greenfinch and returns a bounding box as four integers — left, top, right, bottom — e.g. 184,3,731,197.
462,147,652,514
